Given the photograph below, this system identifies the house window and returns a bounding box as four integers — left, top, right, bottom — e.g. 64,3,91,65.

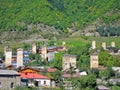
44,81,46,84
64,63,67,65
72,63,75,65
11,82,14,88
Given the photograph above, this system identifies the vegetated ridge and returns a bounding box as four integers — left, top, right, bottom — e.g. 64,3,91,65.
0,0,120,42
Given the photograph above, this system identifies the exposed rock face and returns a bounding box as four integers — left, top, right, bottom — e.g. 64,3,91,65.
1,23,61,43
85,32,94,36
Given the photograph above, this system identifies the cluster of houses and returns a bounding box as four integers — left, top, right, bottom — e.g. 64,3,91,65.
90,41,120,90
0,40,120,90
90,41,120,69
0,41,67,90
0,67,56,90
91,41,120,55
0,41,66,68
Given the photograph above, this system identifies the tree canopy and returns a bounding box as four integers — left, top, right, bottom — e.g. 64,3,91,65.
0,0,119,32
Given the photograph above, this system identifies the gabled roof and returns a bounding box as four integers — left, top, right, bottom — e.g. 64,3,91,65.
63,54,76,58
19,67,40,73
47,68,57,73
62,73,81,78
0,70,20,75
20,73,50,79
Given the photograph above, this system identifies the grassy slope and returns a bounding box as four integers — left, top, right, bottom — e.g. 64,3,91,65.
60,36,120,49
0,36,120,52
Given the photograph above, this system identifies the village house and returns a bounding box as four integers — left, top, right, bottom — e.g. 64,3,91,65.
37,41,67,61
0,70,20,90
2,41,66,68
19,67,55,87
112,67,120,72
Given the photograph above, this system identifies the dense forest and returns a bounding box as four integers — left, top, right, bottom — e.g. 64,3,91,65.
0,0,120,33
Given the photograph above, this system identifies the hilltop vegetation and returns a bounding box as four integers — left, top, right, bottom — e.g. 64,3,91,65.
0,0,119,32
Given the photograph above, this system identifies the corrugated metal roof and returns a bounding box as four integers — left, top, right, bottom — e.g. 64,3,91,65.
23,51,30,55
23,57,30,61
47,46,56,49
0,70,20,75
98,85,109,90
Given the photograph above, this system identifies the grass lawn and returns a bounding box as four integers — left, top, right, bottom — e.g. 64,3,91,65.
58,36,120,50
88,37,120,48
0,36,120,52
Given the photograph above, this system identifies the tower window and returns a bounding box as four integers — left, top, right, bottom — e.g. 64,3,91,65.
11,82,14,88
0,82,2,87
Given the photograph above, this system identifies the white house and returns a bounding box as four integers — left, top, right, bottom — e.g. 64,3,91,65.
20,73,55,87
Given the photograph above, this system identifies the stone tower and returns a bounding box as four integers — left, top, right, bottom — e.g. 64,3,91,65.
17,48,23,68
32,43,36,54
4,46,9,55
5,48,12,66
90,53,99,69
41,46,47,61
62,54,76,71
92,40,96,49
111,41,115,47
102,42,106,50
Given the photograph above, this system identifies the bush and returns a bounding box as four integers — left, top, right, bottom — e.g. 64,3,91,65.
81,36,89,40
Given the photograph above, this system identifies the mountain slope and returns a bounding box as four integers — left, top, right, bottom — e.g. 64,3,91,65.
0,0,119,31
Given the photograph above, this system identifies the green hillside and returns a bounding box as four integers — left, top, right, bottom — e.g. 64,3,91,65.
0,0,120,32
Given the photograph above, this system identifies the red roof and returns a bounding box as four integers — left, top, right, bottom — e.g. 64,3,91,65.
20,73,50,79
62,73,81,78
47,68,57,73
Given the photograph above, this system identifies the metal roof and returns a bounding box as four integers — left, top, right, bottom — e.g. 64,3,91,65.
63,54,76,58
0,70,20,75
23,57,30,61
98,85,109,90
23,51,30,55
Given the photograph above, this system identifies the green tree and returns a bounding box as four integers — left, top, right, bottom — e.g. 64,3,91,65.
28,53,44,66
71,74,96,90
99,51,116,67
52,70,63,89
99,67,114,80
49,52,63,70
91,68,99,78
23,43,31,50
